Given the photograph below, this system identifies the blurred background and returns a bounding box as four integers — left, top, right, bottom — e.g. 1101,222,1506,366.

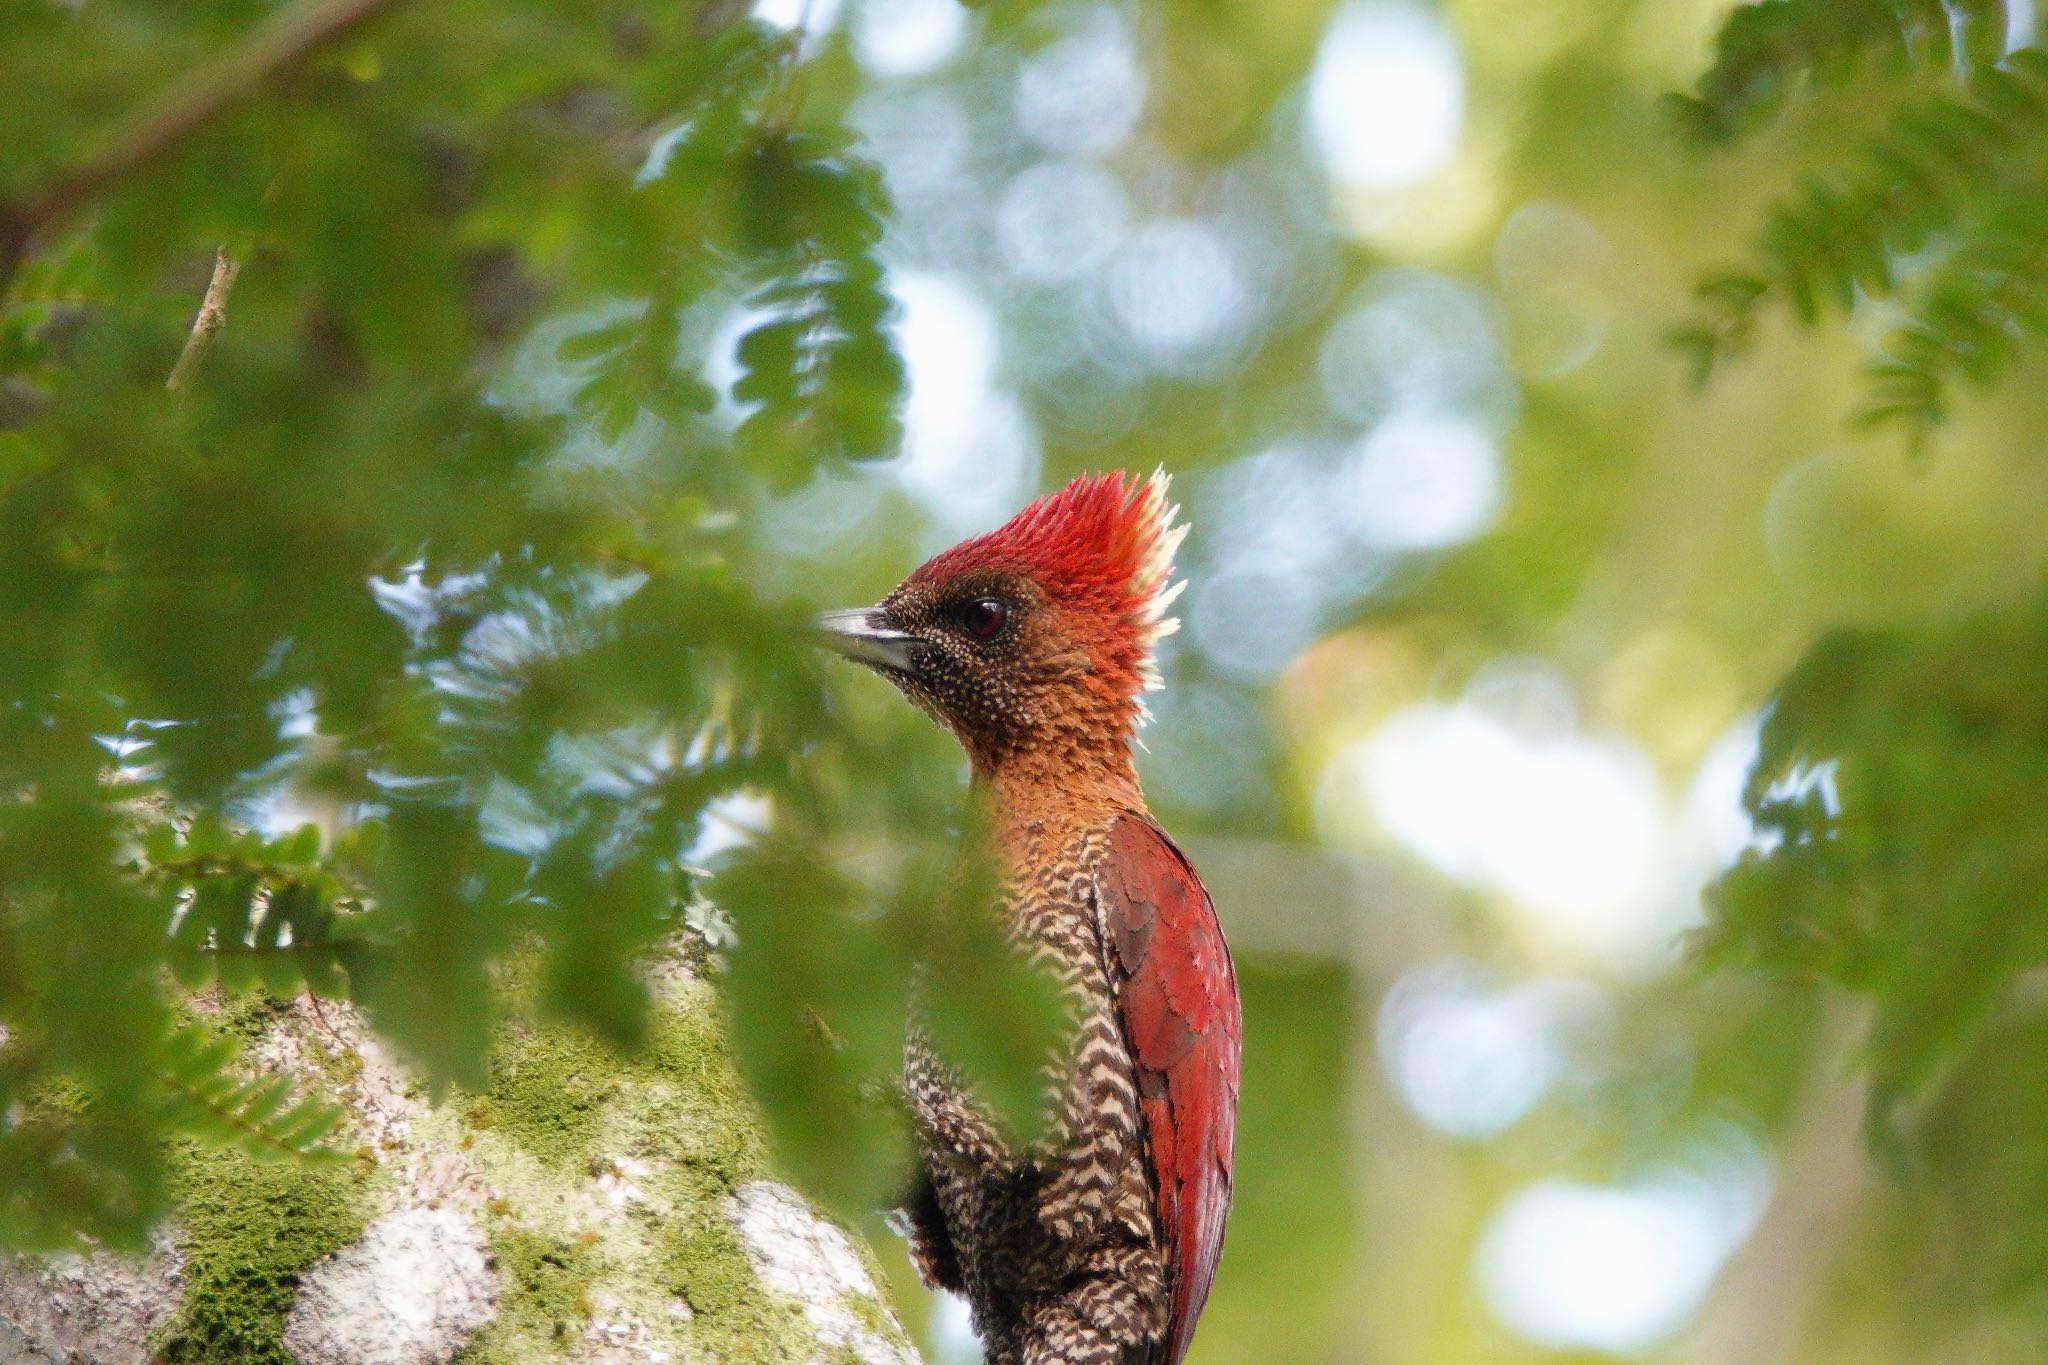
9,0,2048,1360
747,0,2048,1360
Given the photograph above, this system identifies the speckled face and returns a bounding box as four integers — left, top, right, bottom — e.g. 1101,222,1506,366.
820,471,1184,777
860,567,1097,763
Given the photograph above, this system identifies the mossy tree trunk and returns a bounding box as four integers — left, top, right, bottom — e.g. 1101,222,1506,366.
0,957,923,1365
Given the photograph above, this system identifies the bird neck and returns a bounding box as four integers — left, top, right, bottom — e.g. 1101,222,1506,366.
978,733,1144,836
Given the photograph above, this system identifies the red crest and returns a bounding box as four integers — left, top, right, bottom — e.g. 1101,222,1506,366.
907,470,1186,700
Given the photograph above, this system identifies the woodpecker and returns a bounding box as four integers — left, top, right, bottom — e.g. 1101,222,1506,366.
819,471,1240,1365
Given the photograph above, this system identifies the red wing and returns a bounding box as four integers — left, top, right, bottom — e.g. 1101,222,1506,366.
1099,816,1241,1365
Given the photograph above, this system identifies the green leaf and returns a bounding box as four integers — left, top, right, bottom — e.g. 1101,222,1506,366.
153,1022,346,1166
1677,0,2001,147
1704,595,2048,1145
1674,51,2048,389
348,803,514,1094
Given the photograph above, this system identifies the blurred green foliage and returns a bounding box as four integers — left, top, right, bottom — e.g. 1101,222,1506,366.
1707,593,2048,1160
1680,4,2048,1356
9,0,2048,1361
1690,590,2048,1360
1677,0,2048,440
1670,0,2008,146
0,0,1050,1251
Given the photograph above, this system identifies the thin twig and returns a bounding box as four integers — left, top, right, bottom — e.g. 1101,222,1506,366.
0,0,406,298
301,987,346,1048
166,247,242,398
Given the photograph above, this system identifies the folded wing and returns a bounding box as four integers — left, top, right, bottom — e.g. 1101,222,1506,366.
1098,815,1241,1365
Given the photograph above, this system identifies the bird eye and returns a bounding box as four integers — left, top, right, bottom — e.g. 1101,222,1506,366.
959,597,1008,640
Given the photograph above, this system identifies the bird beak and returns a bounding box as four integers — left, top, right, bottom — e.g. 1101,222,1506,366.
816,607,918,675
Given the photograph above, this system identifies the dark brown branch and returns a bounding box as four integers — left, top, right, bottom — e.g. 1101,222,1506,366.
0,0,407,297
166,247,243,398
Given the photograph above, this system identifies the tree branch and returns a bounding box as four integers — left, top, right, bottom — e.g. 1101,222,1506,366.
166,248,242,399
0,0,407,298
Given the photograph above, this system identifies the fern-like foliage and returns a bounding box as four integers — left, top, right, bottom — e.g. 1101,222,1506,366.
147,814,353,999
1859,184,2048,429
551,24,787,447
1674,53,2048,378
1677,2,2048,443
1673,0,2004,145
549,26,900,488
0,0,925,1248
558,291,717,444
153,1022,346,1166
732,132,904,491
1702,592,2048,1152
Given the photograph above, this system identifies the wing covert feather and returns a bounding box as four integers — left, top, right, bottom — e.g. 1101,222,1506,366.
1099,816,1240,1365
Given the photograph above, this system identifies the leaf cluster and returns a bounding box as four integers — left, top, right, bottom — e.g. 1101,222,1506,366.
1701,592,2048,1161
713,765,1066,1215
153,1021,346,1168
1671,0,2005,146
0,0,949,1248
1674,0,2048,442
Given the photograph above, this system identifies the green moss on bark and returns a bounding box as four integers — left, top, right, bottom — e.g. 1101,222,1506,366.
454,974,825,1362
454,1229,598,1363
135,967,905,1365
643,985,774,1181
617,983,816,1357
475,1017,620,1167
660,1211,814,1362
207,990,296,1047
148,1140,372,1363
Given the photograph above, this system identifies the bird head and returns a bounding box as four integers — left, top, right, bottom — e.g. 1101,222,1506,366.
819,471,1186,781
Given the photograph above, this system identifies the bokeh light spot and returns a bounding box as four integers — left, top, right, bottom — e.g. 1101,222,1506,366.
753,0,846,47
1319,269,1512,428
1106,219,1249,371
889,271,1042,533
1016,7,1145,157
1378,960,1601,1139
852,0,968,77
1338,412,1502,552
998,161,1129,283
1319,663,1672,965
1475,1135,1770,1353
1307,1,1464,192
1494,199,1616,378
1200,444,1350,579
1188,565,1323,681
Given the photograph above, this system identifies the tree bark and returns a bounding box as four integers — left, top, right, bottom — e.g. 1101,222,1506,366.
0,953,923,1365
